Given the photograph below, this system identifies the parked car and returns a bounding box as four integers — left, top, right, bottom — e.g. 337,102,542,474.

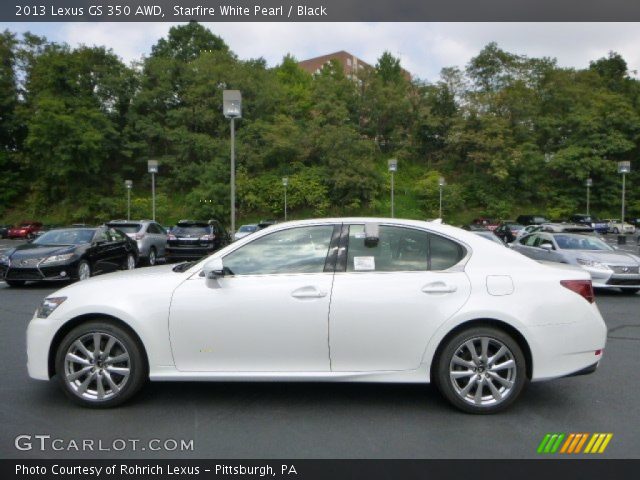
494,221,525,243
471,217,499,231
166,219,230,261
603,219,635,235
257,219,277,230
540,222,593,233
0,224,11,239
7,221,42,239
0,226,138,287
472,230,507,246
511,231,640,294
626,217,640,228
516,215,550,226
568,214,609,234
27,218,606,413
106,220,167,266
234,224,258,241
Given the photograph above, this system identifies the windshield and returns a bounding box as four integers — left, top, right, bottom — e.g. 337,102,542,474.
239,225,257,232
34,229,95,245
108,223,141,234
554,235,613,251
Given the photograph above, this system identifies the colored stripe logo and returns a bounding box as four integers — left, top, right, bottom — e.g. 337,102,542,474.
537,433,613,454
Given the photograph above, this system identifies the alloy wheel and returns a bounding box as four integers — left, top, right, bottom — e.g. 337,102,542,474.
78,262,90,281
63,332,131,401
448,336,517,407
127,254,136,270
148,249,156,266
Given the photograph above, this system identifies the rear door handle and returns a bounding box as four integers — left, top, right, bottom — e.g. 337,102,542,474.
291,286,327,299
422,282,457,294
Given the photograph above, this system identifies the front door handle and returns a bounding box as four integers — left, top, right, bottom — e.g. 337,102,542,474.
291,286,327,299
422,282,457,294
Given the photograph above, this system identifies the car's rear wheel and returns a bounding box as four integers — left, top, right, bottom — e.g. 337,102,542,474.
613,227,620,234
5,280,26,287
147,247,157,266
55,321,146,408
77,261,91,281
435,326,527,414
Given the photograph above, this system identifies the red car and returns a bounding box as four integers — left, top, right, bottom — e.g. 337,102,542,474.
7,222,42,239
471,217,499,231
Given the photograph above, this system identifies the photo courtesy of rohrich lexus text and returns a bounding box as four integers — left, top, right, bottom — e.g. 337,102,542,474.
0,1,638,479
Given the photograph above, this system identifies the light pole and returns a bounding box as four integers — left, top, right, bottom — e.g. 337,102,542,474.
388,159,398,218
125,180,132,220
147,160,159,221
282,177,289,221
619,161,631,230
585,178,592,215
438,177,446,219
223,90,242,235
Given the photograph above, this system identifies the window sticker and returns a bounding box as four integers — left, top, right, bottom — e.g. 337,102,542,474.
353,256,375,271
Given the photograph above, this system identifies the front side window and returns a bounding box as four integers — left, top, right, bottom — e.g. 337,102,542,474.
223,225,334,275
346,225,464,272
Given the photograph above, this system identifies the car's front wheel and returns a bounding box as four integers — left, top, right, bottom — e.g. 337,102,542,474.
435,326,527,414
55,321,146,407
124,253,136,270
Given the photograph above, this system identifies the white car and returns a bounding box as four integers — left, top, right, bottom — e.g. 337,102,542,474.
27,218,607,413
603,219,635,235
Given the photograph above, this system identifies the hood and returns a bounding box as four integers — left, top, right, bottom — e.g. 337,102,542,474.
573,250,640,265
9,243,77,259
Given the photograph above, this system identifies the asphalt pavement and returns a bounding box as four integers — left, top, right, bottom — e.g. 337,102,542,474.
0,235,639,459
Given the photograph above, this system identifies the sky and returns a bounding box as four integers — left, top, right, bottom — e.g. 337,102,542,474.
2,22,640,81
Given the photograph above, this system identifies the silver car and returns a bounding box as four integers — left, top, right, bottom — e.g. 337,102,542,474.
106,220,167,266
512,232,640,294
233,224,258,241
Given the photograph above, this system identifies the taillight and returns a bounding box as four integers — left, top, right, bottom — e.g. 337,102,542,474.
134,233,144,240
560,280,595,303
200,234,215,241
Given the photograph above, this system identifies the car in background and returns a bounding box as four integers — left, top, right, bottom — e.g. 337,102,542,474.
166,219,230,261
0,224,11,239
34,224,62,238
514,224,544,241
472,230,507,246
516,215,550,226
461,224,490,232
569,214,608,234
0,226,138,287
234,224,258,241
257,219,277,230
603,219,636,235
540,222,593,234
27,218,606,413
494,221,525,243
106,220,167,266
471,217,499,231
7,221,42,239
511,231,640,294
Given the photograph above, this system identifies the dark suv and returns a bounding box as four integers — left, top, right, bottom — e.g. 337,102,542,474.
166,220,230,261
516,215,550,226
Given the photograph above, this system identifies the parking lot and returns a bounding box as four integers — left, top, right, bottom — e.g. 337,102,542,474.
0,235,639,459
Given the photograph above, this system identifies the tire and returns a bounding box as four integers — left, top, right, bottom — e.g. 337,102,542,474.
77,260,91,281
123,253,136,270
620,288,639,295
5,280,26,287
147,247,157,266
613,227,619,234
55,320,147,408
434,326,527,414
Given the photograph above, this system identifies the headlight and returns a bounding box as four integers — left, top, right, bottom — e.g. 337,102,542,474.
36,297,67,319
577,258,611,270
0,254,9,264
41,253,75,264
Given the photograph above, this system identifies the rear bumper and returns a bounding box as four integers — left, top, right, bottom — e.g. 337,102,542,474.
165,247,215,260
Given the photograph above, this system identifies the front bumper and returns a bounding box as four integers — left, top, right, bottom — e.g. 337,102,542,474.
0,261,79,282
584,267,640,289
26,315,56,380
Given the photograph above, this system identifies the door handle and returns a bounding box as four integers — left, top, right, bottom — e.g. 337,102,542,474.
421,282,457,294
291,286,327,299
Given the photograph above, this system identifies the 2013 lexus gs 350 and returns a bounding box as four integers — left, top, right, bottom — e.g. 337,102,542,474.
27,218,607,413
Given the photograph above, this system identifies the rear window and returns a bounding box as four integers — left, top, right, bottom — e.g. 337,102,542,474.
107,223,142,234
173,226,211,235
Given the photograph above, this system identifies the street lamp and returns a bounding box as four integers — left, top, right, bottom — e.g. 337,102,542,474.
124,180,133,221
438,177,446,219
147,160,159,221
282,177,289,221
388,159,398,218
618,161,631,235
223,90,242,235
585,178,593,216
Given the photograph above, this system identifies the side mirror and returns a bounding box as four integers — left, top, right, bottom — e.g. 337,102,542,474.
364,223,379,248
540,243,553,251
202,257,225,282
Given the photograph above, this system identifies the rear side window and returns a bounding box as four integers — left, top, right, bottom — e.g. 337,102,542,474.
346,225,465,272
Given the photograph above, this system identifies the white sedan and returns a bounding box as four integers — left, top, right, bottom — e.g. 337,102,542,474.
27,218,607,413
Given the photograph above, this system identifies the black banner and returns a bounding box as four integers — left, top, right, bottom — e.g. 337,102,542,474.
5,0,640,22
3,460,640,480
